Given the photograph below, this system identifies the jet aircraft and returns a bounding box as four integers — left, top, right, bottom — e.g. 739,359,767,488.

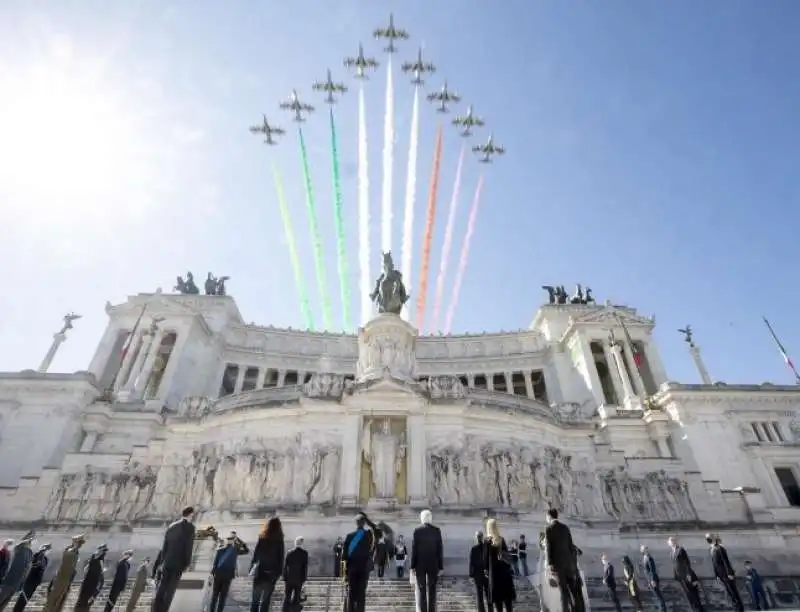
472,134,505,163
249,115,285,145
312,69,348,104
373,13,409,53
452,105,485,136
279,90,315,122
343,43,379,79
401,47,436,85
427,81,461,113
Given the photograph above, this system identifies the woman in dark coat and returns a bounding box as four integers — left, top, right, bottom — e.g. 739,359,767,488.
249,517,286,612
484,519,515,612
622,555,643,612
12,543,51,612
74,544,108,612
0,533,35,611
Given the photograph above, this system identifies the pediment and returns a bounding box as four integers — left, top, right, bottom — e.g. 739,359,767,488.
571,306,654,328
346,375,427,400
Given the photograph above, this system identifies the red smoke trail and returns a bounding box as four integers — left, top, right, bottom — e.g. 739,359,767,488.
443,174,484,334
416,125,444,330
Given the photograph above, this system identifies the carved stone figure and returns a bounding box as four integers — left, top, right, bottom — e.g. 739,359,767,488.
556,286,568,304
570,284,585,304
58,313,82,334
542,286,556,304
204,273,230,296
177,396,212,419
426,376,466,400
303,373,345,399
362,418,404,499
547,285,594,305
370,252,408,315
175,272,200,294
789,420,800,442
678,325,694,346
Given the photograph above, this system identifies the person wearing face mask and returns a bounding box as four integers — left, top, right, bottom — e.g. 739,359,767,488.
74,543,108,612
104,550,134,612
0,532,35,611
12,543,51,612
394,536,408,580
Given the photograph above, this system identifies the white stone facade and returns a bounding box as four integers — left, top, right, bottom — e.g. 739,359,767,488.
2,292,800,576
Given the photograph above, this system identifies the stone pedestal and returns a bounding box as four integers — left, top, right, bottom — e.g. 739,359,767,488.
357,314,418,382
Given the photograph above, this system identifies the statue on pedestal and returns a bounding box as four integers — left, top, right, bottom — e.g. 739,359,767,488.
204,273,230,296
370,252,408,315
362,418,405,499
174,272,200,294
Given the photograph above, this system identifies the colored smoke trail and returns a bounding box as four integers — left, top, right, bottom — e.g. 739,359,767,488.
328,107,350,330
415,124,444,330
400,86,420,319
298,126,333,330
444,174,485,335
271,161,314,331
381,54,395,254
357,84,371,325
431,142,466,332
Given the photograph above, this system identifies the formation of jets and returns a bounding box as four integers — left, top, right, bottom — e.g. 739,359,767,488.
343,43,379,79
401,47,436,85
252,14,504,164
249,115,285,145
373,14,409,53
452,105,485,137
279,89,315,122
472,134,505,163
313,69,348,104
427,81,461,113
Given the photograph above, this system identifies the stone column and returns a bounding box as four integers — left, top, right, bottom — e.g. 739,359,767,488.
114,333,141,392
132,331,164,399
406,414,427,506
234,367,246,394
38,332,67,373
622,342,646,397
80,431,99,453
609,344,635,400
524,371,534,399
339,414,362,506
602,345,625,405
689,344,713,385
122,333,153,394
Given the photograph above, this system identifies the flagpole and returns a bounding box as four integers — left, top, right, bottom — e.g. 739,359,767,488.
762,316,800,384
108,302,149,394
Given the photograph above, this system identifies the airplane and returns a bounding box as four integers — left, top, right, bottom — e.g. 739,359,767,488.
312,69,348,104
472,133,505,163
373,13,409,53
343,43,379,79
451,105,485,136
248,114,285,145
427,81,461,113
279,89,315,122
401,47,436,85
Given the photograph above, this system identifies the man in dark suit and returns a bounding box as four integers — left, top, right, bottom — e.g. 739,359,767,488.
152,505,197,612
342,512,380,612
411,509,444,612
707,534,744,612
283,537,309,612
544,508,585,612
468,532,489,612
639,545,667,612
668,537,703,612
104,549,133,612
601,555,622,612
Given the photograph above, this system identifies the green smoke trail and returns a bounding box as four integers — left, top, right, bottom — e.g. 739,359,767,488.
271,161,314,330
329,108,351,330
297,126,333,330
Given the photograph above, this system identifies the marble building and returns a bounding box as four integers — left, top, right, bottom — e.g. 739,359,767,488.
2,288,800,576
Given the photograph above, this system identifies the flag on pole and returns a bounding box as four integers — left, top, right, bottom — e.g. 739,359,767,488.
120,303,148,364
762,316,800,384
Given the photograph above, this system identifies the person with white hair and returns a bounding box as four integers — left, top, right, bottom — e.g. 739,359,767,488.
283,537,308,612
668,537,703,612
640,545,666,612
0,539,13,583
411,510,443,612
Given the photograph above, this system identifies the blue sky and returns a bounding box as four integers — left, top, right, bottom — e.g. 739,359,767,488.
0,0,799,386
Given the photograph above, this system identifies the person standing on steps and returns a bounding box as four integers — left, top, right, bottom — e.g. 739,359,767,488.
282,537,308,612
468,532,489,612
0,539,13,585
411,510,444,612
12,543,51,612
124,557,152,612
250,517,286,612
151,506,196,612
75,543,109,612
601,555,622,612
544,509,584,612
484,519,514,612
0,533,35,611
744,561,769,610
639,545,667,612
394,536,408,579
333,538,344,578
707,534,744,612
374,536,389,579
209,532,246,612
621,555,642,612
517,536,528,578
104,549,134,612
42,533,85,612
342,512,380,612
668,537,703,612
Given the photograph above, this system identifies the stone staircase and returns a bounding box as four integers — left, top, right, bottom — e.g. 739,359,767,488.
14,580,155,611
9,573,799,611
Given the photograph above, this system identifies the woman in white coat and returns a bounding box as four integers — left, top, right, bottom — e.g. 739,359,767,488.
531,532,591,612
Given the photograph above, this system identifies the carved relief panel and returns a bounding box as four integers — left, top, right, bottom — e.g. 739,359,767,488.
359,416,407,504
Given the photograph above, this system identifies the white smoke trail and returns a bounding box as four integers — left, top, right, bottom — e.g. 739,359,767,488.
431,143,465,332
400,85,420,320
381,55,394,254
358,84,371,325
